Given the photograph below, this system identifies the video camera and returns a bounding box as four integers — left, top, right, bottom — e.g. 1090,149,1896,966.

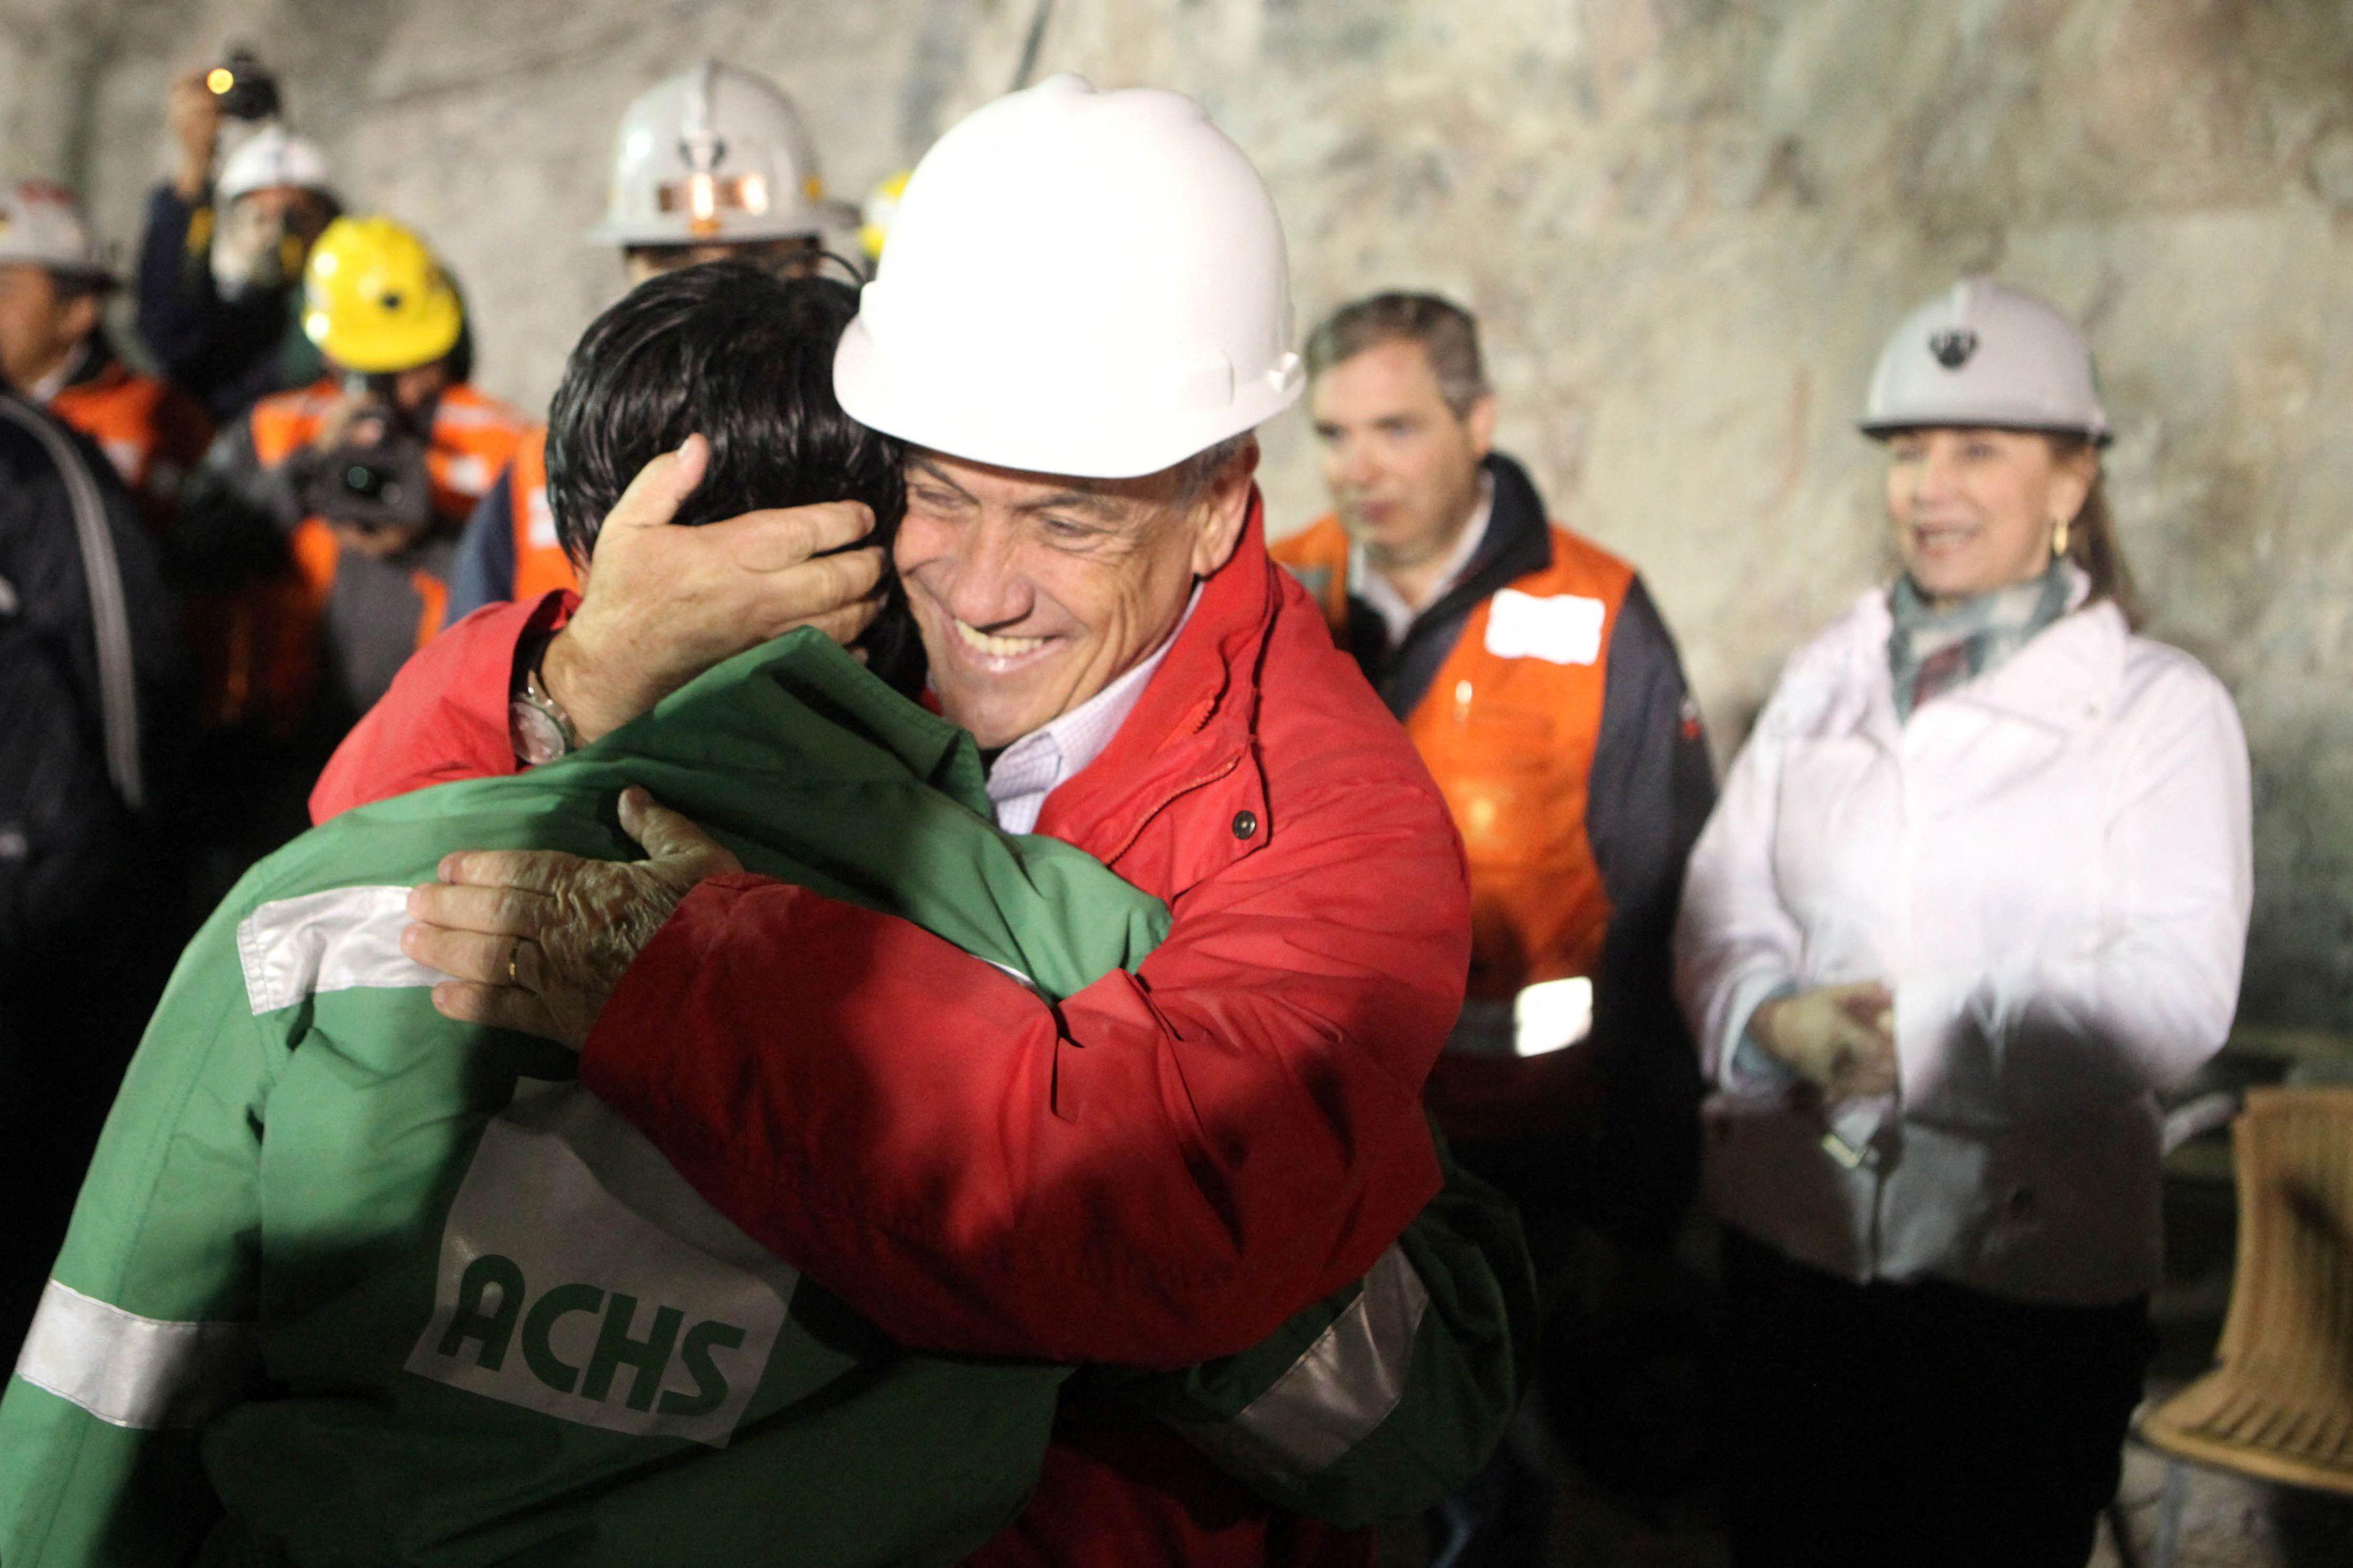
206,48,280,123
300,378,438,551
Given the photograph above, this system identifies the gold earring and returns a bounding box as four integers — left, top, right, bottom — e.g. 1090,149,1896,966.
2052,516,2071,557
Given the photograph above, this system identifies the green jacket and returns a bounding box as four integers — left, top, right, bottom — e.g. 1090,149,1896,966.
1,633,1531,1567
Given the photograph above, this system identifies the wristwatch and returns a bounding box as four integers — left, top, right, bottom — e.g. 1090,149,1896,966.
510,636,580,766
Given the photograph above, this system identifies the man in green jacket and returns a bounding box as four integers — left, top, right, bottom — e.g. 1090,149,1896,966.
1,263,1531,1566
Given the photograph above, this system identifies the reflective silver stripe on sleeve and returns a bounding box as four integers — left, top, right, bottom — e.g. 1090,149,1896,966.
237,884,453,1014
13,1280,255,1429
1226,1242,1430,1473
1186,1241,1421,1495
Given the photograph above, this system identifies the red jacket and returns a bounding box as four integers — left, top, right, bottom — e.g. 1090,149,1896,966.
311,500,1472,1567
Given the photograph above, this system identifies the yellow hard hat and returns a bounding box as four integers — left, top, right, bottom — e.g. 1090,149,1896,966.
859,169,912,263
301,214,463,373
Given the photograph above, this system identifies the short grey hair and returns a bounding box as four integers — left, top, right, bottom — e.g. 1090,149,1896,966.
1172,431,1256,507
1304,292,1490,419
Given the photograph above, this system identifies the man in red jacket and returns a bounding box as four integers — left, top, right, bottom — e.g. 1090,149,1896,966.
322,76,1474,1567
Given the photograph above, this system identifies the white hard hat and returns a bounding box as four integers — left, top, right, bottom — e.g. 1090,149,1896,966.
834,73,1304,480
1861,276,2110,444
591,61,857,247
0,181,113,280
216,125,334,204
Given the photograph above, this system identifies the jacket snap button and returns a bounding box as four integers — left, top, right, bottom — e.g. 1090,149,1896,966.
1232,810,1258,841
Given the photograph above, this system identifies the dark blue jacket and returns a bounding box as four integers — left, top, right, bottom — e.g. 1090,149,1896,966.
132,185,318,425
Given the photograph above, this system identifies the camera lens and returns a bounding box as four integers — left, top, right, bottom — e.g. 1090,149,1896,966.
213,50,281,121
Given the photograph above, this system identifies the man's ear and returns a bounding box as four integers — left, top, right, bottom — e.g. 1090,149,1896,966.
1188,436,1260,578
1464,393,1499,461
2047,440,2099,532
61,290,102,345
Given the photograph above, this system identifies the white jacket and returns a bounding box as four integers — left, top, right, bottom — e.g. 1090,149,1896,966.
1675,585,2251,1305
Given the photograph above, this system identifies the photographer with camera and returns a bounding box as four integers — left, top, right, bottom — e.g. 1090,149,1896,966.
174,214,523,868
134,50,340,423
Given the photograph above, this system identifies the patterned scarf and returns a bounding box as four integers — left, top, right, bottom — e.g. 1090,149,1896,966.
1888,559,2081,720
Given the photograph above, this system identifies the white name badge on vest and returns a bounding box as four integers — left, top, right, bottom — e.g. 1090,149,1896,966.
441,452,494,497
1484,590,1606,665
525,485,559,548
405,1078,799,1448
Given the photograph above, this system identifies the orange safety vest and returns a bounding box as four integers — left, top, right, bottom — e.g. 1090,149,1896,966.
210,378,526,729
1272,515,1634,1005
48,356,214,532
504,425,577,602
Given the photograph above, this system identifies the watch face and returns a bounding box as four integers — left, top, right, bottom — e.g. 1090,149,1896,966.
510,696,570,766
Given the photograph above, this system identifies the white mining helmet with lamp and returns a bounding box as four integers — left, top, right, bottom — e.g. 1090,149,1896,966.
1859,276,2112,444
0,181,114,280
214,124,333,204
210,126,335,300
834,73,1305,481
592,61,859,249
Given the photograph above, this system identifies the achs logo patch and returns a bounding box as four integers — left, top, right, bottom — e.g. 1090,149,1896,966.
405,1079,798,1447
1929,328,1979,370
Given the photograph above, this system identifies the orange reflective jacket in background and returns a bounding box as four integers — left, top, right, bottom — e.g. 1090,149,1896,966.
209,378,526,729
504,425,577,604
50,352,213,532
1275,512,1632,1003
1274,454,1714,1216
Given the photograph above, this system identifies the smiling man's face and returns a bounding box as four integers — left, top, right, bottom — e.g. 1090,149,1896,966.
893,442,1257,750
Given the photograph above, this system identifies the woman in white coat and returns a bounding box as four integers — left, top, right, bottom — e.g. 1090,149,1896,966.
1676,279,2251,1568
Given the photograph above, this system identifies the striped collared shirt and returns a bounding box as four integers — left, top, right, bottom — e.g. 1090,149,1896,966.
985,585,1203,834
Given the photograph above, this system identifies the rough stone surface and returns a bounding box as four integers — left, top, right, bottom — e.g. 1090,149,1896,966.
8,2,2352,1032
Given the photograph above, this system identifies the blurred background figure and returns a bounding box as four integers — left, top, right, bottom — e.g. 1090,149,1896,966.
0,383,186,1358
1274,292,1718,1557
136,50,339,424
0,179,212,531
1675,279,2252,1568
171,213,523,878
444,60,859,622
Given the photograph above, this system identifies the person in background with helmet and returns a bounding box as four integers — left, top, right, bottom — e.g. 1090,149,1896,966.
1675,278,2251,1567
1273,291,1716,1548
0,181,213,530
174,214,524,870
323,75,1480,1568
442,60,859,624
135,63,339,423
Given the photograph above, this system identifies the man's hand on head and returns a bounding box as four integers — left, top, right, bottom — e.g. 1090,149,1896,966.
541,434,887,743
402,786,742,1048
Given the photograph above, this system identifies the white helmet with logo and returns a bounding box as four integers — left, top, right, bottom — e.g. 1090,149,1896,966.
592,62,857,248
834,74,1303,480
0,181,113,280
216,125,334,204
1861,277,2110,444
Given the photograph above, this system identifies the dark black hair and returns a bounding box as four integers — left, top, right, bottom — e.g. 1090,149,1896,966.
45,270,114,302
545,260,916,684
